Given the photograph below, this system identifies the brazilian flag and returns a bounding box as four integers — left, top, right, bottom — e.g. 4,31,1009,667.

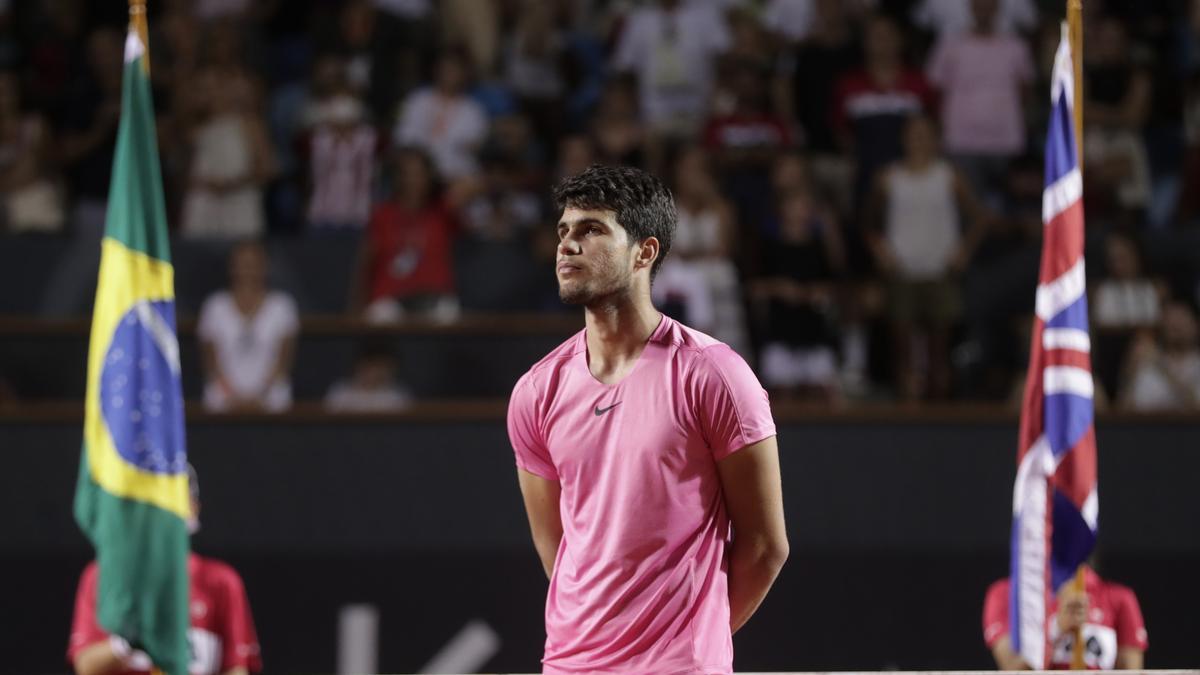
73,21,190,675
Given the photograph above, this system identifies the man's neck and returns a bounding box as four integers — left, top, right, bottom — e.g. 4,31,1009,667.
583,290,662,382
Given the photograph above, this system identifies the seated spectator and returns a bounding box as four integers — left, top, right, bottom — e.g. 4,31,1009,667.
198,241,299,413
352,147,462,323
982,566,1147,670
325,341,413,412
611,0,730,143
926,0,1034,210
179,25,276,239
303,91,381,232
866,115,987,399
652,147,749,355
751,188,845,402
763,0,877,45
0,69,62,233
462,114,546,242
1119,300,1200,411
393,47,488,180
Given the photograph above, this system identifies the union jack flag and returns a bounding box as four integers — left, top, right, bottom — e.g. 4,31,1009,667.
1009,24,1099,670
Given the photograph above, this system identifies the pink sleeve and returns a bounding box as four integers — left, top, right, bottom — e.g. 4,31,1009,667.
219,566,263,672
692,346,776,461
507,375,558,480
982,578,1011,649
67,563,107,665
1112,585,1149,650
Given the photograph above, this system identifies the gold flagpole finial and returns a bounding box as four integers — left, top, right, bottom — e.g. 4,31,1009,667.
128,0,151,73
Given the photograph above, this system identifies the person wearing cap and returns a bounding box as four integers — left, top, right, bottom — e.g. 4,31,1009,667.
67,466,262,675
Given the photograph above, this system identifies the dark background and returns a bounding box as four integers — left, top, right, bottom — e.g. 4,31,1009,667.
4,415,1197,674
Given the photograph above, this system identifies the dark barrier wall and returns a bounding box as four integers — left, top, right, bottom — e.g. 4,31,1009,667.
3,417,1198,673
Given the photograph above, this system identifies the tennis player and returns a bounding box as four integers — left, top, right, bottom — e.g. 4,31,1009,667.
508,164,788,674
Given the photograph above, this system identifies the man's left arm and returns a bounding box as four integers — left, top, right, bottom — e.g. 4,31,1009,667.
716,436,789,634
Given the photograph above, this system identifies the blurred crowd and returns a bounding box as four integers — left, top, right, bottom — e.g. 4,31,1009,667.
3,0,1200,411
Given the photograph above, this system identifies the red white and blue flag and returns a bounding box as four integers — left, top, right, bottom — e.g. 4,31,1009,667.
1009,24,1099,670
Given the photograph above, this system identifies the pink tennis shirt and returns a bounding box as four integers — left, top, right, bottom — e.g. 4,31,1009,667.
508,315,776,674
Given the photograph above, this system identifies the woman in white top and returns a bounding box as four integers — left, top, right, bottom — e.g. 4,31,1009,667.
393,48,488,180
180,62,276,239
198,241,299,412
652,146,750,355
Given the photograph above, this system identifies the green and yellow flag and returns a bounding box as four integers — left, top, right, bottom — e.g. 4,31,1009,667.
73,15,191,675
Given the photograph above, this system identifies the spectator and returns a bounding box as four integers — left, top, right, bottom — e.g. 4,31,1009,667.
179,24,276,239
926,0,1035,209
503,0,571,140
774,0,860,213
462,114,546,242
0,69,62,233
866,115,987,400
1119,300,1200,411
303,91,380,232
589,78,646,168
68,465,263,675
705,58,794,227
751,188,845,402
1084,17,1153,220
834,14,936,209
352,147,461,323
55,27,123,232
325,340,413,412
653,146,749,355
1094,232,1165,331
198,240,299,413
912,0,1037,38
762,0,877,44
611,0,730,143
393,47,488,180
983,566,1148,670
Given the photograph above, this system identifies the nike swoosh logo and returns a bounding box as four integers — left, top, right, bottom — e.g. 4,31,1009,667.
594,402,621,416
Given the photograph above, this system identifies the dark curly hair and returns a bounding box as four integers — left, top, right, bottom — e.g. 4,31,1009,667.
552,164,676,279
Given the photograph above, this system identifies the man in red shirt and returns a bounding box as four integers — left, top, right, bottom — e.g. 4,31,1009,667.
68,466,262,675
982,566,1148,670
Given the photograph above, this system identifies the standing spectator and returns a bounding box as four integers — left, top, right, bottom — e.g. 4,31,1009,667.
762,0,877,44
179,24,276,239
393,47,488,180
0,70,62,233
198,241,299,413
1084,17,1154,220
55,27,123,232
867,115,987,400
503,0,571,141
303,92,380,232
589,78,646,168
611,0,730,148
926,0,1035,209
1119,300,1200,411
983,566,1148,670
653,146,749,355
325,340,413,412
68,465,263,675
774,0,860,214
352,147,461,322
705,59,794,228
1094,232,1165,330
912,0,1037,38
751,188,845,402
834,14,936,209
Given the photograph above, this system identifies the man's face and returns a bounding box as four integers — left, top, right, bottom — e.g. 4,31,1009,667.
555,207,637,306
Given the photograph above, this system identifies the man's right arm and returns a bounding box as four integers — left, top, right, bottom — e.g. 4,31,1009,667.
517,469,563,579
990,635,1032,671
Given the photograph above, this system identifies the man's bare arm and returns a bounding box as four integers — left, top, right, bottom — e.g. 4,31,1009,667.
517,468,563,579
990,635,1032,670
1116,646,1144,670
716,436,789,633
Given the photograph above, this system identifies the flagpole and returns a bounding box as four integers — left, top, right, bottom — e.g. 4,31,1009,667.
1066,0,1088,669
